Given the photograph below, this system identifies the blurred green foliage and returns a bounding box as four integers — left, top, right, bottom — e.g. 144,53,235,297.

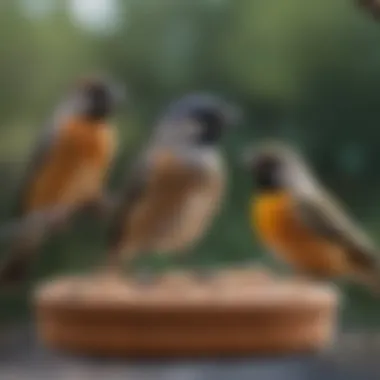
1,0,380,327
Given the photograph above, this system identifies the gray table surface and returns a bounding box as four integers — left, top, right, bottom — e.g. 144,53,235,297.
0,326,378,380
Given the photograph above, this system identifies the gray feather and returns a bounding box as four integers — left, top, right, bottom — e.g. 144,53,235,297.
294,189,378,269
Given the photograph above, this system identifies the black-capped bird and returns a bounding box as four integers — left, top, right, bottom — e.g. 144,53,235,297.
243,141,380,292
103,93,239,282
0,75,122,286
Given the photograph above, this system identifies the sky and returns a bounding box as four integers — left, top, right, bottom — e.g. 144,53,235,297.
21,0,120,32
69,0,119,31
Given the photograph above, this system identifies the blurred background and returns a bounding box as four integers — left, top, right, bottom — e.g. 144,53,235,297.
0,0,379,329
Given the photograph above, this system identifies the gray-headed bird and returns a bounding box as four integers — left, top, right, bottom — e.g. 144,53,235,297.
103,93,239,282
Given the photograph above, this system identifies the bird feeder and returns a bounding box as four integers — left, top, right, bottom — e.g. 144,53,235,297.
34,267,339,357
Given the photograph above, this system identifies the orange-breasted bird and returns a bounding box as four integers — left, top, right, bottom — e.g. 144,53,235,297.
243,141,380,292
103,93,239,282
0,75,121,286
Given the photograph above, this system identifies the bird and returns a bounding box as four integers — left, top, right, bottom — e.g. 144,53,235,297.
102,93,239,283
242,140,380,292
0,74,122,287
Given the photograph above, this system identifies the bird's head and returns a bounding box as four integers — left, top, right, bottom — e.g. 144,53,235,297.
242,141,308,192
155,93,241,146
74,74,125,121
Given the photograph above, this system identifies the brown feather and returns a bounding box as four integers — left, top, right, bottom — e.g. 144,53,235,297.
107,148,224,262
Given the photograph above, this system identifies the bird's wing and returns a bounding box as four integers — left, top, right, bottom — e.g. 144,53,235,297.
107,148,207,251
12,116,62,218
294,189,378,269
0,124,59,287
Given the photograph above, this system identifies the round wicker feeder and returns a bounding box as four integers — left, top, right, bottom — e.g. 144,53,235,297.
34,267,339,358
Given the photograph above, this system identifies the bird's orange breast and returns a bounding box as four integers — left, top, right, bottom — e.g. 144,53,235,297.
26,118,116,213
252,192,350,277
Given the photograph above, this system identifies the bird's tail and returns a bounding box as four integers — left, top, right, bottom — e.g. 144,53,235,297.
0,210,57,289
0,206,73,289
